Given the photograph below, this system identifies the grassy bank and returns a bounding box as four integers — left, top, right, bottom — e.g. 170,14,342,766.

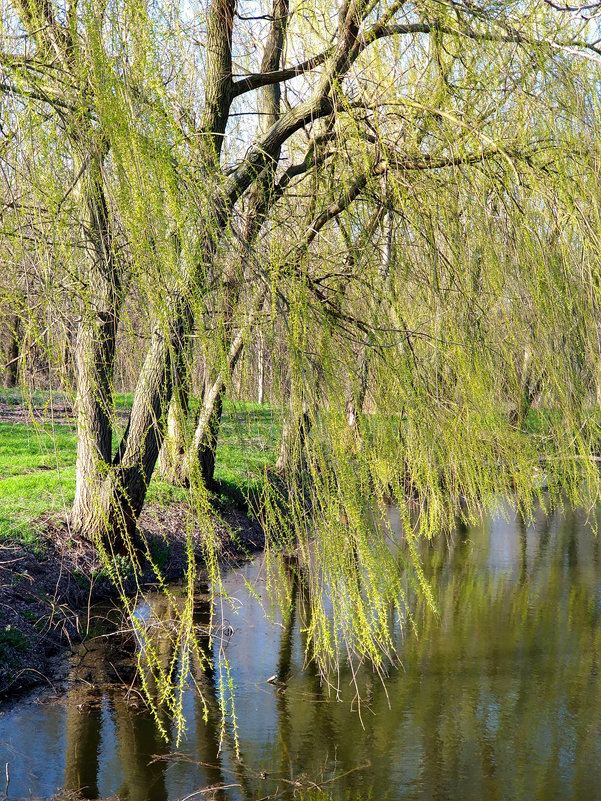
0,389,280,550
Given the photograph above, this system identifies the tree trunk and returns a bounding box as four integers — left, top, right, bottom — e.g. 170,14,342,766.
509,347,543,428
71,314,119,537
158,350,190,485
187,289,267,489
4,314,20,387
73,288,195,550
257,332,265,404
188,331,244,489
275,401,311,476
182,0,290,486
111,319,181,542
70,149,123,541
158,398,188,485
345,346,368,430
194,386,224,489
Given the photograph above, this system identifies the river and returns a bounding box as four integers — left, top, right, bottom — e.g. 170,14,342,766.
1,502,601,800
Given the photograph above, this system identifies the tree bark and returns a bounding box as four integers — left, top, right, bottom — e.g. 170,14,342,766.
275,399,312,476
157,395,188,485
257,332,265,404
184,0,290,487
194,385,224,490
70,149,123,540
112,315,184,540
4,314,20,387
509,347,543,428
158,347,190,485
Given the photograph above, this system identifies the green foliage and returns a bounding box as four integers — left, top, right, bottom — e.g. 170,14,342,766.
254,107,601,670
5,0,601,751
0,627,29,654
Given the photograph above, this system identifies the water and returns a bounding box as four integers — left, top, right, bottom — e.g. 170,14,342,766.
2,504,601,800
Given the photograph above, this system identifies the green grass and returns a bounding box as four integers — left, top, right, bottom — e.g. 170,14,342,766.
0,422,77,477
214,401,281,497
0,391,280,549
0,467,76,549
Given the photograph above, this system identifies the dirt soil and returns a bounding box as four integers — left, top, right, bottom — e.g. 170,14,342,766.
0,503,264,699
0,399,130,426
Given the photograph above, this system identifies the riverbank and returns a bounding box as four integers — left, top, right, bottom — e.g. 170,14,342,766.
0,500,264,699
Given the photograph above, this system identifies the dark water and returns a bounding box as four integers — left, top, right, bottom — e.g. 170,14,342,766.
2,504,601,800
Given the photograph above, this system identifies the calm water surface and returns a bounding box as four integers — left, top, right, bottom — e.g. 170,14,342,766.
2,504,601,800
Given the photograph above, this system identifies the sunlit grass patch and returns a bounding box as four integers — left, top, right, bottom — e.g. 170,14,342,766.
215,401,282,498
0,466,76,548
0,422,77,478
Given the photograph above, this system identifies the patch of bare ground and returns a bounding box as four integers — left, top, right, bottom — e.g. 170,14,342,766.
0,401,75,426
0,400,130,426
0,502,264,699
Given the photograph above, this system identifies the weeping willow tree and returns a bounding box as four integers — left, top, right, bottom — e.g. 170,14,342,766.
3,0,601,721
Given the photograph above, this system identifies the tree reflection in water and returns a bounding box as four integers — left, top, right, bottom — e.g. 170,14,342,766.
4,503,601,800
63,586,241,801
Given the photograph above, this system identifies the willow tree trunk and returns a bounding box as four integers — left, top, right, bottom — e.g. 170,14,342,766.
70,149,123,542
157,399,187,484
4,314,20,387
97,316,181,546
193,386,224,489
345,347,368,430
346,205,392,430
71,222,223,546
509,347,543,428
184,0,288,489
158,351,189,486
257,332,265,404
275,401,312,476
